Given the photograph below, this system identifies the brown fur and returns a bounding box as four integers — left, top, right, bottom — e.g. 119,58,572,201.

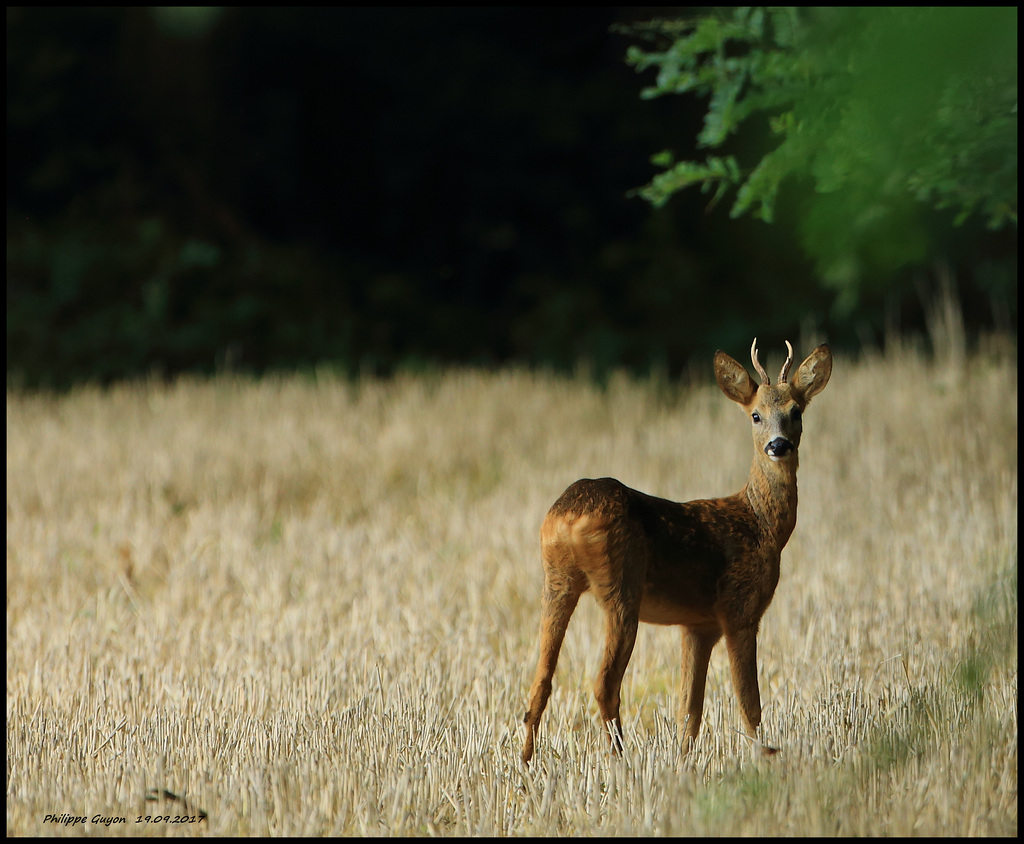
521,340,833,764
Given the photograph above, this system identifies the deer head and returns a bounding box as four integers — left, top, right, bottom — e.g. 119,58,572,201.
714,339,832,463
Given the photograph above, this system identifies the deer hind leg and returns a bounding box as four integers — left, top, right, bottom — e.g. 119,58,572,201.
725,627,779,754
679,628,720,753
592,599,640,754
522,570,586,765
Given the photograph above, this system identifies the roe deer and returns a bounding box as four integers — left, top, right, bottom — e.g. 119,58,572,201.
521,339,832,764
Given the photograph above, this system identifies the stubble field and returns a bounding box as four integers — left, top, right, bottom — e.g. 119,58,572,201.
6,343,1017,835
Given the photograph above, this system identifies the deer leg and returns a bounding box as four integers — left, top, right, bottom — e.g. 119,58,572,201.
725,627,778,754
522,574,585,764
679,628,720,753
593,603,640,754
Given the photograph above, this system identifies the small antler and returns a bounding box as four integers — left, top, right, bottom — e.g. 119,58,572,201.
778,340,794,384
750,338,770,385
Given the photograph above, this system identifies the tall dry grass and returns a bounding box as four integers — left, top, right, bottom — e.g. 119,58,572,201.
6,344,1017,835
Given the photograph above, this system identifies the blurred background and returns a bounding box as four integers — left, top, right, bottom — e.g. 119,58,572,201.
7,7,1017,388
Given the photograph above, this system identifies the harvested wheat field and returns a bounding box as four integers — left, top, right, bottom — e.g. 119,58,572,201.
6,343,1017,835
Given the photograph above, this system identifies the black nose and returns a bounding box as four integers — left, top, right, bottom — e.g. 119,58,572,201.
764,438,794,458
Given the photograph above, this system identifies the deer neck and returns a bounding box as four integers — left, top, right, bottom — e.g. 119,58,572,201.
743,454,799,548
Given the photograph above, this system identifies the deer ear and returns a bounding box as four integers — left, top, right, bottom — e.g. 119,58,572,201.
714,351,758,405
792,344,832,402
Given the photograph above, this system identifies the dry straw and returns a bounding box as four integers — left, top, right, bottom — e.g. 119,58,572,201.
6,345,1017,835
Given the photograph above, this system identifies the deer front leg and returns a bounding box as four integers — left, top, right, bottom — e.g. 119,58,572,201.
725,627,779,754
724,628,761,737
679,628,720,753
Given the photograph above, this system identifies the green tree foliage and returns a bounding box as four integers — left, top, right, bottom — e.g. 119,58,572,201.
624,7,1017,307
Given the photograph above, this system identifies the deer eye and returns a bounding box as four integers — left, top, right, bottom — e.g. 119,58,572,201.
751,412,761,424
791,407,802,422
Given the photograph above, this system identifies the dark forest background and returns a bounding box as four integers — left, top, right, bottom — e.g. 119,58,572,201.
7,7,1017,389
